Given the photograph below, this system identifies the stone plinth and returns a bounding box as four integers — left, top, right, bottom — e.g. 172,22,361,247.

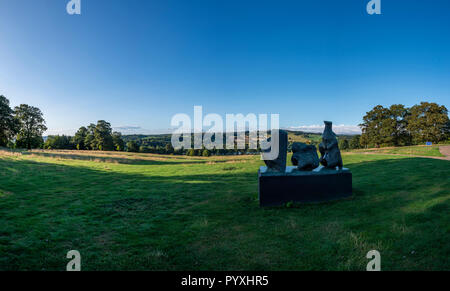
258,166,352,207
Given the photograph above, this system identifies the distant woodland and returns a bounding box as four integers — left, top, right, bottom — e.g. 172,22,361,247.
1,95,449,156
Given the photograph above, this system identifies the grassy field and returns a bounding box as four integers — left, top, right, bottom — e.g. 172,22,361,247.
350,145,445,157
287,132,322,144
0,149,449,271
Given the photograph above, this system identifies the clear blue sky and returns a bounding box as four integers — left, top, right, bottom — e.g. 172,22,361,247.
1,0,449,135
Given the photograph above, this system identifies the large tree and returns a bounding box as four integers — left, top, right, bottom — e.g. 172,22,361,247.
407,102,449,144
14,104,47,150
359,105,392,148
0,95,18,147
360,104,413,147
94,120,114,151
73,126,88,150
84,123,96,150
387,104,411,146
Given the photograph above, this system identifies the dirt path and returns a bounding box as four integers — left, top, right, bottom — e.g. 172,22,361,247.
439,145,450,160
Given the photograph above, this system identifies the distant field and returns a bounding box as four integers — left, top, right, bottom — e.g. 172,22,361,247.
288,132,322,144
122,131,324,149
350,145,445,157
0,149,448,270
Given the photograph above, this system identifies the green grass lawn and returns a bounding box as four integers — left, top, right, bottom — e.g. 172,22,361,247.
0,150,449,271
380,145,445,157
350,145,445,157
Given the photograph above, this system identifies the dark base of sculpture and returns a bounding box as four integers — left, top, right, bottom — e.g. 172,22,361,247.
258,166,352,207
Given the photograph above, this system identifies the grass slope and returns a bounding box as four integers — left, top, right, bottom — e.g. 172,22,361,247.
0,150,448,270
351,145,445,157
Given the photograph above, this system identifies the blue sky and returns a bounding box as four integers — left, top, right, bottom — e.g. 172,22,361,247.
0,0,449,135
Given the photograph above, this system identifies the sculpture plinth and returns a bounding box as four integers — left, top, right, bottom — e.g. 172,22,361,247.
258,166,352,207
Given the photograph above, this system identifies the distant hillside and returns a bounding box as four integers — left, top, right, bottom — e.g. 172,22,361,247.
121,130,353,148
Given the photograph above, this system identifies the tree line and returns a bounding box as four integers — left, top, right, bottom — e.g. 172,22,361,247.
2,95,448,153
0,95,126,151
0,95,47,149
337,102,449,150
45,121,125,151
125,139,261,156
358,102,449,148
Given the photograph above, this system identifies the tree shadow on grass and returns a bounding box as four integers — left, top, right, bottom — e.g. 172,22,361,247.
20,151,206,166
16,151,253,166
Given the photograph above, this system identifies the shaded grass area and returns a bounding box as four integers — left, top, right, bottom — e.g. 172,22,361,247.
0,151,448,270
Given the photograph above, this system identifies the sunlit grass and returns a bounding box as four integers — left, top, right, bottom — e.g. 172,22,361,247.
350,145,445,157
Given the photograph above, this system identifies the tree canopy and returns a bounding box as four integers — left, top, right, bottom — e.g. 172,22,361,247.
360,102,449,148
14,104,47,150
407,102,449,144
0,95,18,147
73,126,88,150
44,135,75,150
73,121,124,151
94,120,114,151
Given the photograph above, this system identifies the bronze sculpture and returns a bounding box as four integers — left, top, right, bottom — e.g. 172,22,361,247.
262,130,288,172
258,121,351,207
319,121,343,169
291,142,320,171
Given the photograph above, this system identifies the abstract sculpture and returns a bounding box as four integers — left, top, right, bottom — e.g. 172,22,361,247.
262,130,288,172
291,142,320,171
319,121,343,169
258,121,352,207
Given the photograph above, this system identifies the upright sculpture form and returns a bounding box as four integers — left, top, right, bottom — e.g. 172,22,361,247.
319,121,343,169
262,130,288,172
